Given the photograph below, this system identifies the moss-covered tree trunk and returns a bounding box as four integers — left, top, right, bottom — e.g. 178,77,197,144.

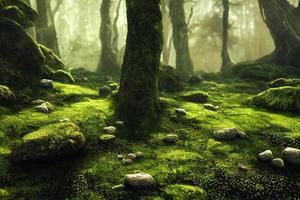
117,0,163,130
258,0,300,67
36,0,60,56
169,0,193,77
220,0,233,71
97,0,120,76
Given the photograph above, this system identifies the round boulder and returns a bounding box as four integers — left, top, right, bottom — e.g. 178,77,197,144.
282,147,300,166
258,150,273,161
272,158,285,168
124,172,155,189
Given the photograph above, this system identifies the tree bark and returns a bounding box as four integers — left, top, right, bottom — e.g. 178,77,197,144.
169,0,194,77
36,0,60,56
97,0,120,76
161,0,171,64
117,0,163,130
258,0,300,67
221,0,233,71
112,0,122,54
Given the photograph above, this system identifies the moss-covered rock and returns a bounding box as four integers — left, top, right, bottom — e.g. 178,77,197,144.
0,18,45,85
253,86,300,113
267,78,300,88
11,122,86,162
39,45,64,70
0,85,16,104
181,91,209,103
164,184,207,200
159,63,184,92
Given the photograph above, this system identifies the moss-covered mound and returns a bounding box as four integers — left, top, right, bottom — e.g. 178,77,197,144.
253,86,300,113
164,184,207,200
11,122,86,162
159,63,184,92
0,85,16,104
39,45,64,70
181,91,209,103
267,78,300,88
228,62,300,81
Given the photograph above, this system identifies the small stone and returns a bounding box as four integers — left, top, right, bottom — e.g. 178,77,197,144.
204,103,218,111
99,134,116,142
40,79,54,88
127,153,137,160
83,77,89,82
116,121,125,127
103,126,117,134
175,108,187,116
35,104,49,113
122,159,133,165
164,134,179,143
124,172,155,189
135,152,144,158
108,83,119,91
237,131,248,139
213,128,239,140
117,155,124,160
237,163,248,172
99,86,112,97
258,150,273,161
31,99,45,105
272,158,285,168
282,147,300,166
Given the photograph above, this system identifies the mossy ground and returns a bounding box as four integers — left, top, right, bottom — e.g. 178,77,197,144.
0,74,300,200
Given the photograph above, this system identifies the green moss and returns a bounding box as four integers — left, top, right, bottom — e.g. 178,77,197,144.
157,149,201,161
253,86,300,113
0,188,9,197
164,184,207,200
267,78,300,88
0,85,16,104
180,91,209,103
11,122,86,162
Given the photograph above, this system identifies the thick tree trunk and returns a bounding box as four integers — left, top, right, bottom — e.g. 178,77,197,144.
36,0,60,56
221,0,233,71
97,0,120,76
117,0,163,130
258,0,300,67
169,0,194,77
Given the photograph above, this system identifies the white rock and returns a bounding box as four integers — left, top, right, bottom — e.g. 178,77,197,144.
272,158,285,168
122,159,133,165
35,104,49,113
282,147,300,166
175,108,187,116
127,153,137,160
40,79,54,88
103,126,117,134
164,134,179,143
124,172,155,189
258,150,273,161
213,128,239,140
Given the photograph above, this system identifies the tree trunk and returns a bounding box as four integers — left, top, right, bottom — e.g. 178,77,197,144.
161,0,171,64
112,0,122,54
97,0,120,76
117,0,163,130
221,0,233,71
169,0,194,77
258,0,300,67
36,0,60,56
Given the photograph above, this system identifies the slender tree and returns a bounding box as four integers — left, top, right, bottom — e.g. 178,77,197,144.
36,0,60,56
258,0,300,67
169,0,194,77
220,0,233,71
97,0,120,76
117,0,163,130
112,0,122,54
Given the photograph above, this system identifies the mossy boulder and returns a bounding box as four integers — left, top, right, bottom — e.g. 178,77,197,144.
0,85,16,104
159,63,184,92
164,184,207,200
267,78,300,88
253,86,300,113
0,18,45,85
11,122,86,162
39,45,64,70
181,91,209,103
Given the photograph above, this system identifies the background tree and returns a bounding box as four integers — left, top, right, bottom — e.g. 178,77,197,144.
221,0,233,71
36,0,60,56
169,0,194,76
97,0,120,76
258,0,300,67
117,0,163,130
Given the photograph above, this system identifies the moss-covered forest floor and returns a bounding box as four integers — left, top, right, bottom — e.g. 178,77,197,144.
1,72,300,200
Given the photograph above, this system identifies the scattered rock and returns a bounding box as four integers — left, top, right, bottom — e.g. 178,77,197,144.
188,75,203,85
272,158,285,168
99,134,116,142
258,150,273,161
83,77,89,82
237,163,248,172
175,108,187,116
35,103,49,113
103,126,117,135
99,86,112,97
181,91,209,103
117,155,124,160
108,83,119,91
0,85,16,104
282,147,300,166
164,134,179,144
122,159,133,165
124,172,155,189
31,99,45,105
135,152,144,158
40,79,54,88
11,122,86,162
115,121,125,127
127,153,137,160
204,103,219,111
213,128,246,140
